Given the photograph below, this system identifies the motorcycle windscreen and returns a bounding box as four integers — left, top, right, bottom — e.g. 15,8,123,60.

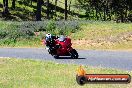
58,37,65,42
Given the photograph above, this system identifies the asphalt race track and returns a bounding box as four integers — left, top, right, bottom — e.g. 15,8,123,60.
0,48,132,71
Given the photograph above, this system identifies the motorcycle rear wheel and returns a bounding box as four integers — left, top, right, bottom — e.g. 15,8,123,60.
53,55,59,59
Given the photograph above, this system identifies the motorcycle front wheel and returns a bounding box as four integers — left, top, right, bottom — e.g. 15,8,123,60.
70,49,78,59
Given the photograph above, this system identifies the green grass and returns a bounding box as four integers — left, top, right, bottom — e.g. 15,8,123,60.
0,0,81,20
0,0,36,20
71,21,132,50
0,58,131,88
0,21,132,50
71,22,132,40
0,39,43,48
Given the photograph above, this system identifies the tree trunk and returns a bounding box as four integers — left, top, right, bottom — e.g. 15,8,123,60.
69,0,71,11
5,0,8,9
121,10,124,22
47,0,50,19
55,0,57,11
65,0,67,20
36,0,42,21
12,0,15,9
125,6,128,22
108,10,112,21
95,8,99,20
103,6,106,21
31,0,32,6
3,0,5,6
3,0,9,16
55,0,57,16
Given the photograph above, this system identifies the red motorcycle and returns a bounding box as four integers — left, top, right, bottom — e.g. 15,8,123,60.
44,35,78,59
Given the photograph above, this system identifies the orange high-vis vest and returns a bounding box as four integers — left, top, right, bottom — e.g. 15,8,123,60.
77,66,86,76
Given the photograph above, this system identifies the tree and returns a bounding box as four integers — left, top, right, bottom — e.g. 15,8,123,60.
111,0,127,22
55,0,57,14
47,0,50,19
3,0,9,16
31,0,32,5
36,0,42,21
69,0,72,11
77,0,131,22
12,0,16,9
65,0,67,20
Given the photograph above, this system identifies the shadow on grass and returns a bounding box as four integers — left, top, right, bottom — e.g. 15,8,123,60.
0,3,2,8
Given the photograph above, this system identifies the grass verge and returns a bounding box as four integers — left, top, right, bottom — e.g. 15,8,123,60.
0,21,132,50
0,58,131,88
0,39,43,48
71,22,132,50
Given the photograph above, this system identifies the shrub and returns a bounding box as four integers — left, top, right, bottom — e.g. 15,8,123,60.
0,30,8,39
46,20,56,33
0,21,80,42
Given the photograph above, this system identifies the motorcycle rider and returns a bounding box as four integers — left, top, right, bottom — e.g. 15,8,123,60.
45,33,58,54
45,33,78,59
